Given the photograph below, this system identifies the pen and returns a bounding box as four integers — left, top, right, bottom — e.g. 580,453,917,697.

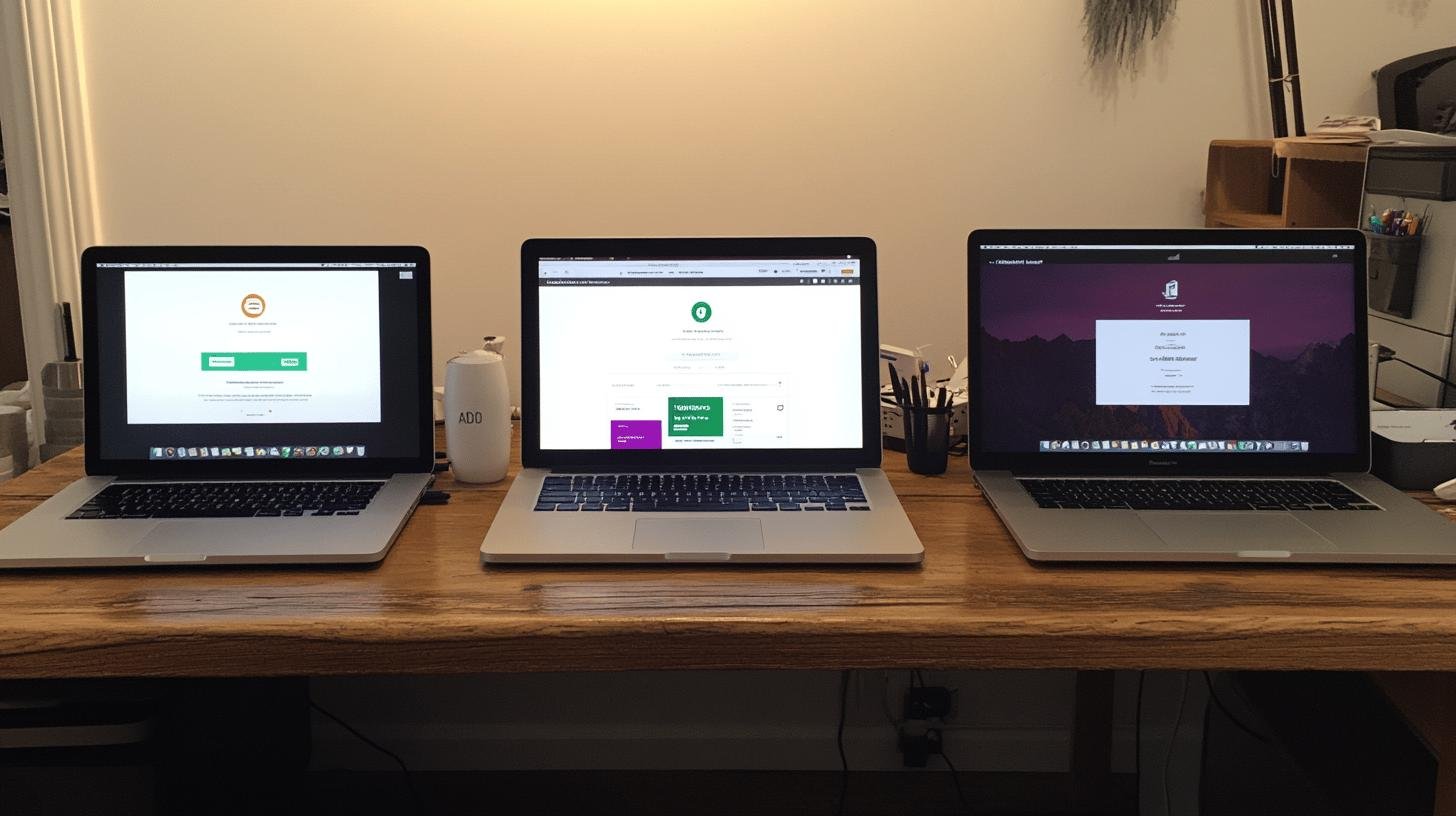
908,375,920,445
887,363,907,408
919,380,930,448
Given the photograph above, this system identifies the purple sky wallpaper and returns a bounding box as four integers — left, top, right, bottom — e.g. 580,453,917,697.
980,263,1354,358
976,262,1359,453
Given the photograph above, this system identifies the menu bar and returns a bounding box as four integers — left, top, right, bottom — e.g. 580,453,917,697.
98,263,417,269
983,245,1355,251
539,258,861,280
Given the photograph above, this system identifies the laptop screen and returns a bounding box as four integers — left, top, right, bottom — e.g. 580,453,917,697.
535,254,864,452
971,233,1365,463
84,247,431,473
524,237,873,466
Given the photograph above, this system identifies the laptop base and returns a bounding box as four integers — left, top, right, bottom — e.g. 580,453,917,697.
977,470,1456,564
482,468,923,564
0,473,431,568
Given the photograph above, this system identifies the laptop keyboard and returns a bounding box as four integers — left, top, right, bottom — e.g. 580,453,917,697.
67,481,386,519
1018,478,1381,511
535,473,870,512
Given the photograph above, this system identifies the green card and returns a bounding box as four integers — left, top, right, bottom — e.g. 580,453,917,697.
667,397,723,437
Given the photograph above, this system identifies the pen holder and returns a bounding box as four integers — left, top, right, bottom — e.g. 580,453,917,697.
1367,232,1422,319
902,405,952,476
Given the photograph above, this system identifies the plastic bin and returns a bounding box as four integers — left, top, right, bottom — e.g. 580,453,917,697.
1368,232,1423,319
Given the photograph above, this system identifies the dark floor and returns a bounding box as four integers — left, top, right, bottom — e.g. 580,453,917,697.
0,672,1438,815
2,769,1136,816
305,769,1135,816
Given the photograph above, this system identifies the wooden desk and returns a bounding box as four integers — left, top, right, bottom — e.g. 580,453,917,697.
3,429,1456,680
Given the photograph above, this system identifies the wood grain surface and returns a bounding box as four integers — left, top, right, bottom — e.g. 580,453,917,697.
2,430,1456,678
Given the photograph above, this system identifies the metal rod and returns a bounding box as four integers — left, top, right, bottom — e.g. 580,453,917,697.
1258,0,1289,138
1280,0,1306,136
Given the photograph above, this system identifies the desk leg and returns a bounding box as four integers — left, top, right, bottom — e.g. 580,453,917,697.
1071,670,1117,808
1373,672,1456,816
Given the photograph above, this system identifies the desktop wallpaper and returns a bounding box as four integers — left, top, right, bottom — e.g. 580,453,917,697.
978,263,1358,453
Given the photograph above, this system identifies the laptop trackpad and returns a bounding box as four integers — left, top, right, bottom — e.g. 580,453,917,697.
1139,513,1336,553
632,518,765,553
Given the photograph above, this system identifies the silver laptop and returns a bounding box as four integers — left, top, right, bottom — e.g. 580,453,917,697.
970,228,1456,563
481,237,923,564
0,246,434,568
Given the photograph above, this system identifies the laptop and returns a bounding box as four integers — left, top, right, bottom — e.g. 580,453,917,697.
969,228,1456,563
481,236,923,564
0,246,434,568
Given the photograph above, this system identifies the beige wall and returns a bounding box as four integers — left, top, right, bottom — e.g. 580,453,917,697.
65,1,1456,777
74,0,1455,398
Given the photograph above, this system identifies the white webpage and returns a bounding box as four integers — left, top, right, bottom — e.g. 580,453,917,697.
1095,319,1250,406
537,268,863,450
124,269,382,424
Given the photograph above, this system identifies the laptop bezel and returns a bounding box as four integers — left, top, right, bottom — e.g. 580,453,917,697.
81,245,434,477
967,228,1370,476
520,236,881,471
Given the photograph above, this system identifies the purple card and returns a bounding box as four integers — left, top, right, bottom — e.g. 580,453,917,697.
611,420,661,450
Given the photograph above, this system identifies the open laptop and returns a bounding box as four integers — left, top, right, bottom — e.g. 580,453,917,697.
970,228,1456,563
0,246,434,568
481,237,923,563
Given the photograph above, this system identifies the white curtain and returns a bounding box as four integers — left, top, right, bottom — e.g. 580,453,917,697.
0,0,97,463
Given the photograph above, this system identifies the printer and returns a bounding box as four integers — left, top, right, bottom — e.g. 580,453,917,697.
1364,144,1456,406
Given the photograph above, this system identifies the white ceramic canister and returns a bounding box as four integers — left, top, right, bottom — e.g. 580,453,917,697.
443,349,511,483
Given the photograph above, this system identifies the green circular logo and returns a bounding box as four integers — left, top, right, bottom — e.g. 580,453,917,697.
691,301,712,323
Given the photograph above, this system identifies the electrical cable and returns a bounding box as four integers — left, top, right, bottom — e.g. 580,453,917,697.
1135,671,1145,788
880,671,902,727
1201,671,1270,744
1373,345,1456,393
1163,672,1189,816
1392,356,1456,391
309,698,424,816
928,728,973,815
837,670,850,816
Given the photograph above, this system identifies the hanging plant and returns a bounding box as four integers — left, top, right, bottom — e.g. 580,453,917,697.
1083,0,1178,67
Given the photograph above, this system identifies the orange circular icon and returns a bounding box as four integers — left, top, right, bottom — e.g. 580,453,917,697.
241,293,266,318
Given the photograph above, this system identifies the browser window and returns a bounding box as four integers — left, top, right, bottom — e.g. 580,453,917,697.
124,267,381,424
536,257,863,451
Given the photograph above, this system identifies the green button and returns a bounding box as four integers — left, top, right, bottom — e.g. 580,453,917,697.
200,352,308,371
667,396,723,437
